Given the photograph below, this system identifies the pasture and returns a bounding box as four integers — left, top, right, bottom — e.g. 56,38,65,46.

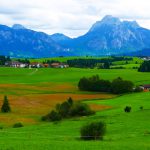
0,67,150,149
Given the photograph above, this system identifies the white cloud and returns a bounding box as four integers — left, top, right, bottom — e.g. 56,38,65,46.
0,0,150,37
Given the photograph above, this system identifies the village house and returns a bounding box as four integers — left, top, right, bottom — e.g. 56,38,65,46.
140,84,150,92
141,57,150,61
5,61,28,68
29,62,43,68
50,62,69,68
43,63,49,68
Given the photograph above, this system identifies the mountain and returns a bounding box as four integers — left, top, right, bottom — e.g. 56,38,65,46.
67,15,150,56
0,15,150,57
51,33,72,47
0,25,73,58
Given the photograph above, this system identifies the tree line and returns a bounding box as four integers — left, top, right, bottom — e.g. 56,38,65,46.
0,56,11,65
0,55,31,66
67,57,133,68
78,75,134,94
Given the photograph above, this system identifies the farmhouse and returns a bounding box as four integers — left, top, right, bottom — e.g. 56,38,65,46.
29,62,43,68
43,63,49,68
141,57,150,61
140,84,150,91
5,61,28,68
50,63,69,68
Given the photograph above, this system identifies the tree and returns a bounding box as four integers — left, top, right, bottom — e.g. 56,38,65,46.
124,106,132,113
103,62,110,69
80,122,106,140
1,96,11,113
138,61,150,72
42,97,95,122
42,110,61,122
70,102,95,117
78,77,90,91
67,97,73,106
111,77,134,94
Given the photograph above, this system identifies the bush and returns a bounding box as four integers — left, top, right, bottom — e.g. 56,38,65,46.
140,106,143,110
70,102,95,117
13,122,23,128
80,122,106,140
42,110,61,122
124,106,132,113
42,97,95,122
1,96,11,113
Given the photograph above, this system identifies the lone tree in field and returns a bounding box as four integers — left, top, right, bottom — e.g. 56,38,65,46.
80,121,106,140
1,96,11,113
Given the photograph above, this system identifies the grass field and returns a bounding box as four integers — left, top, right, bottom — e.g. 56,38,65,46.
0,92,150,150
0,67,150,149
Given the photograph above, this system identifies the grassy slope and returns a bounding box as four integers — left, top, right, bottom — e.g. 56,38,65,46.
0,67,149,149
0,92,150,150
0,67,149,85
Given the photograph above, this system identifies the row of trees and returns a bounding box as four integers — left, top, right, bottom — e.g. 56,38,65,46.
78,75,134,94
42,97,95,122
138,61,150,72
0,55,31,66
67,57,133,68
17,59,30,64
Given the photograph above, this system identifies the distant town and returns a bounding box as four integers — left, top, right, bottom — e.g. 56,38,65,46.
5,61,69,68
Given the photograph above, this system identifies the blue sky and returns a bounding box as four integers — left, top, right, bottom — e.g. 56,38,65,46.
0,0,150,37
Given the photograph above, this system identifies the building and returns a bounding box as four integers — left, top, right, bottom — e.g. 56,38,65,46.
43,64,49,68
29,62,43,68
140,84,150,91
5,61,28,68
50,63,69,68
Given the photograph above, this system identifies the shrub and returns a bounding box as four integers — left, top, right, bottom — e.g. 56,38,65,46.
1,96,11,113
124,106,132,113
140,106,143,110
42,97,95,122
13,122,23,128
80,122,106,140
70,102,95,117
42,110,61,122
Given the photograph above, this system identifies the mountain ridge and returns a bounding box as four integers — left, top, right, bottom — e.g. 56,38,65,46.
0,15,150,57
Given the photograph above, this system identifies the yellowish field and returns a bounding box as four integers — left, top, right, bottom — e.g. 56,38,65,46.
0,83,115,126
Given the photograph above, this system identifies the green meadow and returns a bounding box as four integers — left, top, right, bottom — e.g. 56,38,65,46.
0,66,150,149
0,67,149,85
